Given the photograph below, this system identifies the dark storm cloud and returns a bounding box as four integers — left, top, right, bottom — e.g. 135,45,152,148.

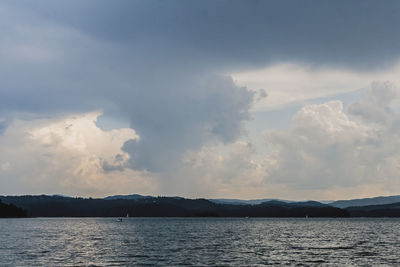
1,0,400,171
6,0,400,69
120,75,254,171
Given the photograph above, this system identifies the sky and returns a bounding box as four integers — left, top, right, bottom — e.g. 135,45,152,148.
1,0,400,200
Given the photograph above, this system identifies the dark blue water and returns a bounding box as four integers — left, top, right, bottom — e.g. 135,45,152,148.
0,218,399,266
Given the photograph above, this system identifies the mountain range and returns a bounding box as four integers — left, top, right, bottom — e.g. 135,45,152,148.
1,194,400,218
211,195,400,208
328,195,400,208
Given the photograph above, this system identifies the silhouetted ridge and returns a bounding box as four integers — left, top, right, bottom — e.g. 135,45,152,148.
291,201,330,207
0,195,348,217
209,198,291,205
260,200,288,206
330,195,400,208
104,194,152,200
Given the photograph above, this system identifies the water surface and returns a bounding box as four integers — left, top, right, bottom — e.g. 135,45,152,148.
0,218,399,266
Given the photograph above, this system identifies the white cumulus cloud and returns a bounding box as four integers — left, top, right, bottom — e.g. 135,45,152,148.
0,112,158,197
263,83,400,199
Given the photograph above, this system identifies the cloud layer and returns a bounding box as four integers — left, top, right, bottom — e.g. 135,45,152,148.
1,1,400,199
233,63,400,110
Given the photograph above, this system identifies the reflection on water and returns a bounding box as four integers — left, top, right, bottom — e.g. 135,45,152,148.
0,218,399,266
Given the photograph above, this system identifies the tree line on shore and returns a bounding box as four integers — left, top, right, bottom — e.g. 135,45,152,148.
1,195,400,218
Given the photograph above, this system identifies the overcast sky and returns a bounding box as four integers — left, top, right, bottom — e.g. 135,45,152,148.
1,0,400,200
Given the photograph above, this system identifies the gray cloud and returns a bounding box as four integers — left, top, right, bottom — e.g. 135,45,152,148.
4,0,400,70
121,74,255,171
1,1,400,174
0,2,259,172
0,120,7,135
348,82,398,125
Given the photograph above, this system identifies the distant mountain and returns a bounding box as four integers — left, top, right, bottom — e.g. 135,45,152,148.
257,200,331,209
0,195,348,218
209,198,293,205
330,195,400,209
52,194,73,198
104,194,152,200
290,201,330,207
4,194,400,217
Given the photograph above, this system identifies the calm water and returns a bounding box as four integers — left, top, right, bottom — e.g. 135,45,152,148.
0,218,399,266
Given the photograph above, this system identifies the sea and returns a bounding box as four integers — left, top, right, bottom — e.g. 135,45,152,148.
0,217,399,266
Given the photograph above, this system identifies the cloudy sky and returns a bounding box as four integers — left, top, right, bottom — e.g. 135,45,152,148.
1,0,400,200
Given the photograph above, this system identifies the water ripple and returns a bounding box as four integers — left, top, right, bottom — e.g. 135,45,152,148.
0,218,400,266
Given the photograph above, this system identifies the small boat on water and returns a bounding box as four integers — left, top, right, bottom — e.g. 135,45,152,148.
116,213,129,222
